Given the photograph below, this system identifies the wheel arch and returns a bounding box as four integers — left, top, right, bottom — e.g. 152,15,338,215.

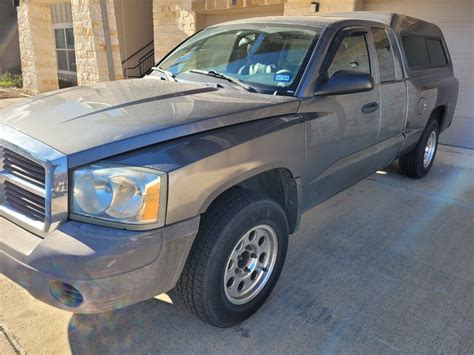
430,105,447,130
201,166,302,235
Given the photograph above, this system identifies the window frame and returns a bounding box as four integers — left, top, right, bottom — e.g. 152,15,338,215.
386,29,405,80
157,23,322,96
400,33,449,71
53,23,77,76
317,26,373,87
370,27,400,84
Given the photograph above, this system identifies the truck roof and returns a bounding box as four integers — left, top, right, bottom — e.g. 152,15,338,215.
322,11,396,25
219,11,443,39
219,11,398,26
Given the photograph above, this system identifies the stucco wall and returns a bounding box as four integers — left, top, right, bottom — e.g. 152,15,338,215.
115,0,154,64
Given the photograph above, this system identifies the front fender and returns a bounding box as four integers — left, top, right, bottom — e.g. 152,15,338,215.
166,115,306,224
108,115,306,225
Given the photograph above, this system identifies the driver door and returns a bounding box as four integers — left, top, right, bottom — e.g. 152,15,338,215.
299,27,381,209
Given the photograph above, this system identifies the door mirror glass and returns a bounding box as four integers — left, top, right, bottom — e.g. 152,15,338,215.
314,70,374,96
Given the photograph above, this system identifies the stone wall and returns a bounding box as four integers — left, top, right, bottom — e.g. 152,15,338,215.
17,0,366,94
17,1,59,94
17,0,122,93
284,0,363,16
153,0,203,62
71,0,122,85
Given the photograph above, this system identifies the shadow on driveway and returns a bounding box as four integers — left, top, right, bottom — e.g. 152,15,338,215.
68,147,474,354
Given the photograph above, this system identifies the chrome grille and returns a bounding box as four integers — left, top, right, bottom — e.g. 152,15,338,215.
4,181,46,222
2,149,46,188
0,125,68,237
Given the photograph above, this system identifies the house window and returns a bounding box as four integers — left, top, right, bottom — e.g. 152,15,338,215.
54,26,77,88
51,3,77,88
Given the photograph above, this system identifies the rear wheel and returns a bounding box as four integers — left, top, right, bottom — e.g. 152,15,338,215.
399,119,440,178
176,188,288,327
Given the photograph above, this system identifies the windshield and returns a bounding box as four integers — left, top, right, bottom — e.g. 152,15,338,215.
155,24,322,95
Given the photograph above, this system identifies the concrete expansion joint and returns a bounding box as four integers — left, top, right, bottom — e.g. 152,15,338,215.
0,324,25,355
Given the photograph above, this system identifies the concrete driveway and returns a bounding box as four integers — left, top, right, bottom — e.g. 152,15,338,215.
1,144,473,354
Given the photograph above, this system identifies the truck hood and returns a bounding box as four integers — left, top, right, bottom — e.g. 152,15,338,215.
0,79,299,167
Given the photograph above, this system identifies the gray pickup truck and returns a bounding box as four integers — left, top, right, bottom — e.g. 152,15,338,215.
0,12,458,327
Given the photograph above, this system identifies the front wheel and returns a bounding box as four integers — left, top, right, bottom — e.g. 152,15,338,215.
176,188,289,327
399,119,440,178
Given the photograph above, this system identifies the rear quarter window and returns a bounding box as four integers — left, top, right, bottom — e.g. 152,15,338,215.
402,35,448,70
426,39,448,66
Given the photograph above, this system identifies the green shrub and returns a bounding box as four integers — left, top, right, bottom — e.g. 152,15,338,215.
0,72,23,88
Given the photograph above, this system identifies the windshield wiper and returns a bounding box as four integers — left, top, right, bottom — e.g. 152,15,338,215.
151,67,177,82
189,69,256,92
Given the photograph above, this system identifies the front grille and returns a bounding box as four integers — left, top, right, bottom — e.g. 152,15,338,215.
0,125,68,236
4,181,46,222
2,148,46,188
1,148,47,223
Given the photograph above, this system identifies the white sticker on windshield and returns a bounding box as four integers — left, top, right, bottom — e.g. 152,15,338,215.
274,74,292,83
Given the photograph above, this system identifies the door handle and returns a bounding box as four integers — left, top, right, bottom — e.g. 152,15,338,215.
361,102,379,114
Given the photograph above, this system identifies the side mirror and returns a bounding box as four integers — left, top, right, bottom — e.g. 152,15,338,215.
314,70,374,96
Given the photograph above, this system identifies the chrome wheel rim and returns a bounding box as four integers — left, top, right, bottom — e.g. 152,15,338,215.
224,225,278,305
424,130,437,168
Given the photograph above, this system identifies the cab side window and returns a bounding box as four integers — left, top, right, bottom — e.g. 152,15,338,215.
402,35,448,69
327,32,371,78
371,28,397,82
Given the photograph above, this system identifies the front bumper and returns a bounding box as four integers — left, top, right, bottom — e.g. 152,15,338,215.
0,216,199,313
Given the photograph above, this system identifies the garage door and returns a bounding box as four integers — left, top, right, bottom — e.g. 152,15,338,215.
198,5,284,29
364,0,474,148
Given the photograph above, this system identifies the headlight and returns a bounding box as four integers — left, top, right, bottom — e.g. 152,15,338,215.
71,164,166,228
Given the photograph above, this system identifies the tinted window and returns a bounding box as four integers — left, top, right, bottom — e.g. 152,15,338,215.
327,32,370,78
403,36,430,67
426,39,448,66
402,35,448,69
371,28,396,82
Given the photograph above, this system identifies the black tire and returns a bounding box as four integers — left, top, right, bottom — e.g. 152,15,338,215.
399,119,440,178
176,188,289,327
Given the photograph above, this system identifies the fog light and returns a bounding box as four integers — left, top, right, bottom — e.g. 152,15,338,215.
50,281,84,308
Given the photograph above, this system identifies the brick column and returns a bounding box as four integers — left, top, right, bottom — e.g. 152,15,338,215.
17,1,59,94
71,0,122,85
153,0,203,62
